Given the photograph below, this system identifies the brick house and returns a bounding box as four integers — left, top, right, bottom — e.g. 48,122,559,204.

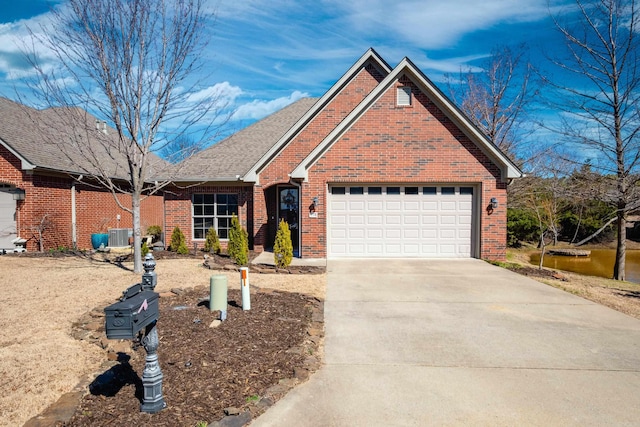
172,49,522,260
1,49,521,258
0,97,164,251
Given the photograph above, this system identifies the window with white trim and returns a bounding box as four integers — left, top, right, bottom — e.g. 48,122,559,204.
192,194,239,239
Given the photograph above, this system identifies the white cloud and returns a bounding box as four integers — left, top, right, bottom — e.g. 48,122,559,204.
188,81,243,104
324,0,554,49
232,90,309,121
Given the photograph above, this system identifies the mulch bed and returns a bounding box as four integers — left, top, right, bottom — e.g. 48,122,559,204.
507,265,569,281
59,288,323,427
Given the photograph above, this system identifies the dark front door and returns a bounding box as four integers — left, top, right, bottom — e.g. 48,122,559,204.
278,187,299,256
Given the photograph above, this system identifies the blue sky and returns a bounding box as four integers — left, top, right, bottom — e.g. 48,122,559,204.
0,0,570,136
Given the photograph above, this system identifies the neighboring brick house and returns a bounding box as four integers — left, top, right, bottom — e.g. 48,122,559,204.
0,97,164,251
173,49,522,261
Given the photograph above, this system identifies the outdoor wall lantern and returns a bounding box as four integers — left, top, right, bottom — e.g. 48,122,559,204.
309,197,319,217
490,197,498,209
12,188,25,201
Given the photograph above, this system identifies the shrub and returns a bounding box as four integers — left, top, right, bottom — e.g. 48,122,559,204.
228,214,249,265
170,226,189,254
507,208,539,247
273,219,293,268
146,225,162,242
204,226,221,254
141,240,150,257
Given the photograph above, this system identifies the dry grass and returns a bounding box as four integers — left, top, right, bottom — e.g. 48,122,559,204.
507,248,640,320
0,254,325,427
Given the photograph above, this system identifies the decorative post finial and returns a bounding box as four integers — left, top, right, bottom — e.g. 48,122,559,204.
142,253,157,291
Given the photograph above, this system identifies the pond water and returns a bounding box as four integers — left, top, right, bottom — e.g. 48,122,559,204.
530,249,640,283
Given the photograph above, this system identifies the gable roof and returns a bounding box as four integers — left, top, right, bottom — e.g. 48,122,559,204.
0,97,169,180
241,48,392,183
175,97,319,181
290,56,524,182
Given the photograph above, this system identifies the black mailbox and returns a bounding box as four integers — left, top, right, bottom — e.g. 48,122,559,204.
104,283,159,340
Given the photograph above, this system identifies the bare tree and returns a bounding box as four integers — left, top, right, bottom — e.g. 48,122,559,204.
547,0,640,280
446,45,538,163
21,0,223,272
29,212,56,252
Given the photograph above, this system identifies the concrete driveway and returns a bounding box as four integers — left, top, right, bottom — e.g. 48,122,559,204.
251,259,640,426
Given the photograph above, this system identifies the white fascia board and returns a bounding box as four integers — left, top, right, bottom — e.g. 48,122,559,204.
244,48,392,182
292,58,524,181
0,138,36,170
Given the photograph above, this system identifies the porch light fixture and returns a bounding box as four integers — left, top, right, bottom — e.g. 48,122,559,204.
490,197,498,209
13,188,25,201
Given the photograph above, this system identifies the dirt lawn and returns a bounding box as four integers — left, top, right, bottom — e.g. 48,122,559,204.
0,254,325,427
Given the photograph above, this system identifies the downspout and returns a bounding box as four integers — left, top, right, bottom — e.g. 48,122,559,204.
288,178,302,258
71,181,77,249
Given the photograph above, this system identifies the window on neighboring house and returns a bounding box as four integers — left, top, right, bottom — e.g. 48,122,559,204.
397,86,412,106
193,194,239,239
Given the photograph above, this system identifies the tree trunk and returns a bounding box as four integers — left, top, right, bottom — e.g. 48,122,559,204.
132,191,143,274
573,217,617,246
539,232,546,269
613,209,626,280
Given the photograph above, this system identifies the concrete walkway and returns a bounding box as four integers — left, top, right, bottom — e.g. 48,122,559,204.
251,259,640,426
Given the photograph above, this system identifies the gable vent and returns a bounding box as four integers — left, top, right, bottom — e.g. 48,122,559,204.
397,86,411,106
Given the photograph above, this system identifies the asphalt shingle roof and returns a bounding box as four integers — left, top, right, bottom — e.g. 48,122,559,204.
0,97,169,181
176,97,319,181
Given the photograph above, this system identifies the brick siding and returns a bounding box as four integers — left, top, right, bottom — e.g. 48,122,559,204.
1,145,163,251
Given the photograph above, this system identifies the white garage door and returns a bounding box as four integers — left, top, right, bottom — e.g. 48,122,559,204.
0,190,17,250
328,185,474,258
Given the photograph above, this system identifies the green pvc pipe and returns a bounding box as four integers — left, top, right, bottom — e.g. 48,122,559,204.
210,275,228,316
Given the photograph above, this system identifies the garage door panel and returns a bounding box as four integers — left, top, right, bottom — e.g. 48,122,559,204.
385,228,401,238
422,243,437,255
368,215,383,225
385,215,401,225
331,243,347,255
328,185,474,258
367,229,383,238
440,229,456,239
386,243,402,254
368,201,384,210
332,200,347,210
367,244,384,254
422,201,438,211
403,228,420,239
439,244,456,255
404,201,420,210
403,243,420,254
403,215,419,225
331,229,347,239
350,215,365,225
349,200,365,211
422,215,437,225
440,215,456,225
331,214,347,225
459,215,472,225
386,201,402,211
422,229,437,239
349,228,365,239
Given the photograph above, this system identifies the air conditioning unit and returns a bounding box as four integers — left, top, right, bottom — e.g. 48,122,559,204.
109,228,131,247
